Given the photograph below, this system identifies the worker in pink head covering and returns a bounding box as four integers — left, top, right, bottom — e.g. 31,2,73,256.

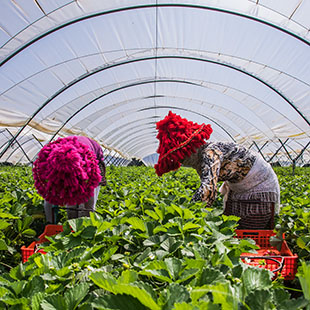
33,136,106,222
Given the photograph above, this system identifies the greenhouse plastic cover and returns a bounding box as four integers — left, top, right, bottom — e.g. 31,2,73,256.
0,0,309,165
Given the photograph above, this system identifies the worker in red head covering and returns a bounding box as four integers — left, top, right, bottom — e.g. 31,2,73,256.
155,111,280,229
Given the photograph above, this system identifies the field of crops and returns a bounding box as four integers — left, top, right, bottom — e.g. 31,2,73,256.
0,165,309,309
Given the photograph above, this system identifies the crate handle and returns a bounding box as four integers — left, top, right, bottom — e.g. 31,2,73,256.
34,243,41,254
241,256,284,273
242,232,259,236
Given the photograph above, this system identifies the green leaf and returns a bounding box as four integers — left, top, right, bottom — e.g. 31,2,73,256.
183,222,200,231
162,283,190,309
145,210,160,220
41,294,67,310
176,268,199,283
171,204,183,217
22,228,36,238
191,282,239,310
0,212,19,219
245,290,271,310
217,253,233,268
126,217,146,232
160,237,183,253
0,219,11,230
214,240,228,255
31,292,45,310
173,301,218,309
154,207,165,222
196,267,226,286
81,226,96,239
101,246,119,264
22,216,33,230
139,269,172,283
9,263,26,280
68,218,85,233
64,283,89,310
182,209,195,220
143,235,162,247
165,257,182,280
89,272,118,293
89,272,160,310
1,297,29,306
119,270,139,284
9,280,27,296
0,239,8,250
211,282,239,310
24,276,45,297
241,268,272,295
297,237,308,250
92,294,146,310
297,261,310,301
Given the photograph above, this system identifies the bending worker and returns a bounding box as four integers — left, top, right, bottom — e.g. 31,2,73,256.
33,136,106,222
154,111,280,229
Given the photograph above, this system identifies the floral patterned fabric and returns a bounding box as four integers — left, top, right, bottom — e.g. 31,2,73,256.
182,141,280,229
184,142,256,204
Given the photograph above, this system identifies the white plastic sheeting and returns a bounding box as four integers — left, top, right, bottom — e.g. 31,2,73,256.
0,0,309,165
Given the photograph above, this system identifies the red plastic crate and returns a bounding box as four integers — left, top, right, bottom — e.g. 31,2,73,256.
236,229,298,280
21,225,63,263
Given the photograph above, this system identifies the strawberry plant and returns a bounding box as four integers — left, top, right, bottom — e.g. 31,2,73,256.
0,165,309,309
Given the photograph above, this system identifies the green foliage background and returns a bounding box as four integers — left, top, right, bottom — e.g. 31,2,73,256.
0,165,309,309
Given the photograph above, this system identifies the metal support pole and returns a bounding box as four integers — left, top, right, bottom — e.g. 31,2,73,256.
269,138,289,163
253,141,268,161
5,129,32,163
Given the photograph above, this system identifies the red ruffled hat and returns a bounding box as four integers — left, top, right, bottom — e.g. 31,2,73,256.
32,136,102,206
154,111,212,176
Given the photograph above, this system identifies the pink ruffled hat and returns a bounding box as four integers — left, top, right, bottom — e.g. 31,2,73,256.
32,136,102,206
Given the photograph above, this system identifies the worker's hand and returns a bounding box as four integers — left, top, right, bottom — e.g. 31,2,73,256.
191,188,203,202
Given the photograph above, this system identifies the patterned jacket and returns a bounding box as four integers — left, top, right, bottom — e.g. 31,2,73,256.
182,142,257,206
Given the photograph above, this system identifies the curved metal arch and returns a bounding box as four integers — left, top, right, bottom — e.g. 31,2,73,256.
1,0,76,49
1,54,309,159
97,117,158,147
82,96,253,145
114,105,235,154
47,76,306,142
4,47,309,99
54,90,297,157
104,119,157,142
82,91,272,142
1,3,309,67
113,130,158,153
50,79,237,142
127,141,160,159
123,135,158,155
108,124,156,148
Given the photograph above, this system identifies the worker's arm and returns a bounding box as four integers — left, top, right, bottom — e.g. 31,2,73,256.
192,148,222,206
44,200,54,223
98,160,107,186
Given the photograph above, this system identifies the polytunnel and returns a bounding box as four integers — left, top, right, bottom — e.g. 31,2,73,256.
0,0,309,167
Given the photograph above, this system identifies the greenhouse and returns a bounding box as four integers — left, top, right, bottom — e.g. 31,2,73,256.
0,1,310,309
0,0,309,166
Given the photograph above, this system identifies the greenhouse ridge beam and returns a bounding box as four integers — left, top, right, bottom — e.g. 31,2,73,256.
1,3,309,67
1,54,307,160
